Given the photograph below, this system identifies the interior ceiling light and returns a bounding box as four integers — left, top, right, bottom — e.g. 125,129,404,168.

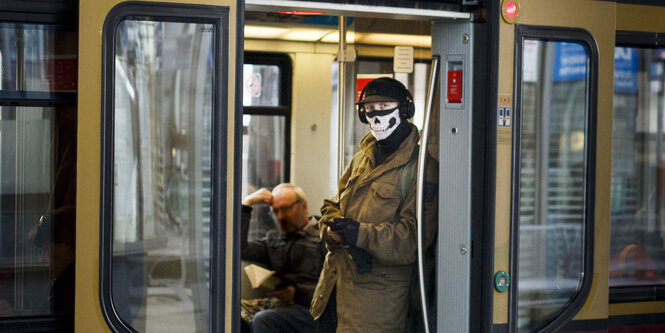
278,10,324,15
244,25,289,39
244,25,430,48
359,33,431,48
281,28,335,42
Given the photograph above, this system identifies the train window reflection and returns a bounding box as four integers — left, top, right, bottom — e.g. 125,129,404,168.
610,46,665,287
0,106,75,319
0,25,77,92
516,39,590,331
111,19,215,332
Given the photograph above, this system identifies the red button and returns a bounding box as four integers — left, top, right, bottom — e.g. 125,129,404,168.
448,70,462,103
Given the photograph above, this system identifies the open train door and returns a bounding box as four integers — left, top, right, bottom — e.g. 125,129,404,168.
76,0,243,332
490,0,615,331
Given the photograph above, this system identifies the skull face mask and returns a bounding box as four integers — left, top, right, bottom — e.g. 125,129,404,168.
366,107,401,141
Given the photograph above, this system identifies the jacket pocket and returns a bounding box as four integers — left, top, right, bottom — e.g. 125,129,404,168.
367,181,401,223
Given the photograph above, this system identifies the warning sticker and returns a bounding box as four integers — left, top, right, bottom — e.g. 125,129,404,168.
245,73,262,97
497,94,513,145
498,107,511,127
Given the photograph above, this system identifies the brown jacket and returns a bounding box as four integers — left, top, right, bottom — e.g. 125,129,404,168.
241,206,325,307
311,124,419,332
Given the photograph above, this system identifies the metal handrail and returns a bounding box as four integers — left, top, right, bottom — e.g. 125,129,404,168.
337,16,348,180
416,55,439,333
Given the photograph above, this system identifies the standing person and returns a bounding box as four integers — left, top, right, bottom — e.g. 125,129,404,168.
240,183,325,333
311,77,420,332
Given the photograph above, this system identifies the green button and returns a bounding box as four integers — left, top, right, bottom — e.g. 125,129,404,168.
494,270,510,292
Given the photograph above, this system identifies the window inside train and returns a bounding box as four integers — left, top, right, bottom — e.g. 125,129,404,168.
109,19,216,332
243,64,281,107
515,39,592,331
610,46,665,288
242,54,291,240
0,23,76,326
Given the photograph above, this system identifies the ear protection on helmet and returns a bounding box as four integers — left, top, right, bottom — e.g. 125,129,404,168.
357,97,368,123
357,78,415,124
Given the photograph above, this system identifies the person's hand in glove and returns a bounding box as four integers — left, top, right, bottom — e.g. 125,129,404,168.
346,245,372,274
327,217,360,246
324,219,371,273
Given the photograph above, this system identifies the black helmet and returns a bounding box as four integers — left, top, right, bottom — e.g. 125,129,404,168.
357,77,414,124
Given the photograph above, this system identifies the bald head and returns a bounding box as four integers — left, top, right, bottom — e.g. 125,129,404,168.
271,183,309,233
272,183,306,202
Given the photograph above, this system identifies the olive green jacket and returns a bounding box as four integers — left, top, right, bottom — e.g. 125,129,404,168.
311,124,419,332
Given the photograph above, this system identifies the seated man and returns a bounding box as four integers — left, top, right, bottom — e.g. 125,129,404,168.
241,183,325,333
610,230,662,285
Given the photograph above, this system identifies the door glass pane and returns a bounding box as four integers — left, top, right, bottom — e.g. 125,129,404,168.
517,40,590,331
113,20,214,332
0,106,75,317
0,24,77,92
241,114,285,240
610,46,665,287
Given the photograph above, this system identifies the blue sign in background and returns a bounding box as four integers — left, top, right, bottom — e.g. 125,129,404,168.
552,42,588,82
552,43,639,92
614,47,638,93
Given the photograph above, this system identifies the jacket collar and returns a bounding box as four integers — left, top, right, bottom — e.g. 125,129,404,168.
352,123,419,180
298,217,320,237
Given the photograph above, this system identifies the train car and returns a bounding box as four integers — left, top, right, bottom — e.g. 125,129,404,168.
0,0,664,332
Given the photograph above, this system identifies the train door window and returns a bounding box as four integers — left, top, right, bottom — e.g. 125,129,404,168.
512,27,597,331
610,44,665,288
101,4,228,332
242,53,291,240
0,22,76,328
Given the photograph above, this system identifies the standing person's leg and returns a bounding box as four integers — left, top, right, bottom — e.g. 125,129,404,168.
251,304,316,333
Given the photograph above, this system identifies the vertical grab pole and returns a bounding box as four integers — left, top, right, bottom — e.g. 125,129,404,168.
417,55,439,333
337,16,348,180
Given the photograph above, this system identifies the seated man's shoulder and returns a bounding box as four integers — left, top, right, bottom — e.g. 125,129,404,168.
304,216,321,233
299,218,323,247
264,229,287,247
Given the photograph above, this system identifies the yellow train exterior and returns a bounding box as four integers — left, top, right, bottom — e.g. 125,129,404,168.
0,0,664,332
